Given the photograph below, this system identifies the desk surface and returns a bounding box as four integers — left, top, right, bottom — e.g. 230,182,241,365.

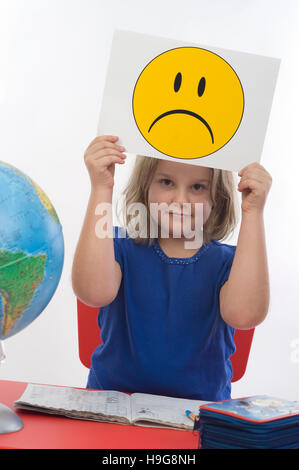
0,380,199,449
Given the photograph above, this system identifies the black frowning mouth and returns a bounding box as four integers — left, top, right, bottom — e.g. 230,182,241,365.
148,109,214,144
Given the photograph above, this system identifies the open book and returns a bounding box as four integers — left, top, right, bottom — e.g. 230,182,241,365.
14,383,209,431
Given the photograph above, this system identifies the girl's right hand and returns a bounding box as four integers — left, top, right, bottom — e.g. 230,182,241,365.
84,135,126,191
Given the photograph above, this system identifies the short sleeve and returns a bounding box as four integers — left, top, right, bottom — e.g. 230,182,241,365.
113,225,127,272
217,245,237,290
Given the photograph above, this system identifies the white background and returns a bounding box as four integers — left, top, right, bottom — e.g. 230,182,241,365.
0,0,298,401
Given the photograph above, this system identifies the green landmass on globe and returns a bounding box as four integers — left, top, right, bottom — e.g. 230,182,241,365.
0,250,47,337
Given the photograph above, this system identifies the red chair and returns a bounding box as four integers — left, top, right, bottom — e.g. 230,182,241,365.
77,298,254,382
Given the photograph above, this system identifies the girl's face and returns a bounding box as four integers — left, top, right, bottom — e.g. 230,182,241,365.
147,159,213,238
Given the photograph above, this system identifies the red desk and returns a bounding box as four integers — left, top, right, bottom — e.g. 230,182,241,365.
0,380,199,449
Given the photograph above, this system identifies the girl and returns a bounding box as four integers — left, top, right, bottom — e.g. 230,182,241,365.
71,135,272,401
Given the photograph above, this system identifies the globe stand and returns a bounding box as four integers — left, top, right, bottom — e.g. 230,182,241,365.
0,341,24,434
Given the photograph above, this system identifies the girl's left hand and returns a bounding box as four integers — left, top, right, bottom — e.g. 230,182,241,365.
238,162,272,214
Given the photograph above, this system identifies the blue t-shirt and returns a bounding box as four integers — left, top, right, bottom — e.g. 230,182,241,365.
87,226,237,401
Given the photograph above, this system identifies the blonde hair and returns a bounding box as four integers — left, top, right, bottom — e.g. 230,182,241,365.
116,155,240,246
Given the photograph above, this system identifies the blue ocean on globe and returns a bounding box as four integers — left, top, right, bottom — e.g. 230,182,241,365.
0,161,64,339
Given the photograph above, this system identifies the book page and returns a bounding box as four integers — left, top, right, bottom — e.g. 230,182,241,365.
131,392,210,430
14,384,132,424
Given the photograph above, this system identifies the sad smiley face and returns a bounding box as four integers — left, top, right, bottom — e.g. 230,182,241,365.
132,47,244,159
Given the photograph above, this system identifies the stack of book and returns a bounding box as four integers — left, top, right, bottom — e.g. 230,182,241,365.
198,395,299,449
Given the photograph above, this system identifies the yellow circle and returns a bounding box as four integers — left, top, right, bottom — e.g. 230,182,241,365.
132,47,244,159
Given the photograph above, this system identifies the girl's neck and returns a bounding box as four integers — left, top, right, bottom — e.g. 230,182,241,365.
158,236,203,259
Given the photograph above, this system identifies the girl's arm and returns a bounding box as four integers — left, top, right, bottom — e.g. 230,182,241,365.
219,162,272,330
71,135,126,307
220,211,269,329
72,187,122,307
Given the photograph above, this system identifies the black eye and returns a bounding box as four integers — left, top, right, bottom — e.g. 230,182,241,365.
198,77,206,97
174,72,182,92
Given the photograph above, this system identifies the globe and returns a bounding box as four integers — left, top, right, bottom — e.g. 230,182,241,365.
0,161,64,340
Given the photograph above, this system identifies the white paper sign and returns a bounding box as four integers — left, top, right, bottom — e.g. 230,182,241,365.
98,29,280,172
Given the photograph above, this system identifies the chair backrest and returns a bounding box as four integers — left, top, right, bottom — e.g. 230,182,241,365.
77,298,255,382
